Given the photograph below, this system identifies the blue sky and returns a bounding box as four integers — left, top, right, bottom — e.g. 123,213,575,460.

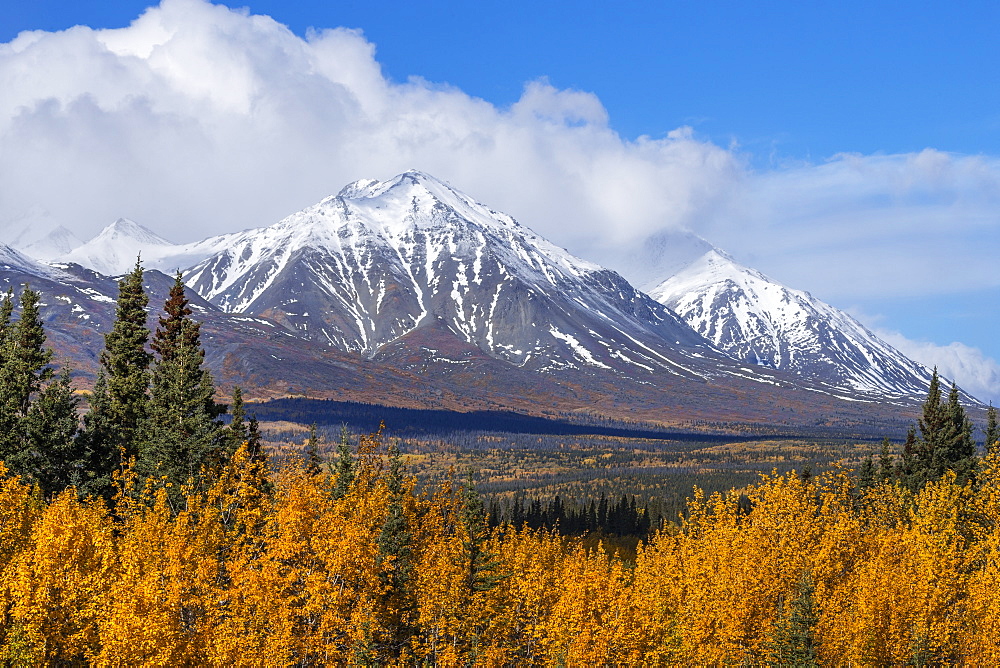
1,0,998,401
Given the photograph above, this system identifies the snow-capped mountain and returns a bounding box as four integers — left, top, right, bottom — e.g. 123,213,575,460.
183,170,728,377
648,249,937,397
59,218,178,276
17,226,83,261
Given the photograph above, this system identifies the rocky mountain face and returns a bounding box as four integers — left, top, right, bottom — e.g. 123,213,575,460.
648,249,938,399
181,171,736,381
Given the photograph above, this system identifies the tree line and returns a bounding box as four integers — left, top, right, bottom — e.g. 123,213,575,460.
856,367,995,492
487,492,654,538
0,262,260,507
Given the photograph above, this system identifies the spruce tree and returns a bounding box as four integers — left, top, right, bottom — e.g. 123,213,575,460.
246,414,262,461
903,369,978,488
4,287,52,414
141,273,226,503
376,441,414,657
878,437,894,481
22,368,84,497
940,382,976,480
0,287,55,473
985,403,998,456
332,424,355,499
459,472,506,593
79,371,116,499
81,260,152,488
303,423,322,477
767,572,819,667
227,385,247,454
915,367,946,474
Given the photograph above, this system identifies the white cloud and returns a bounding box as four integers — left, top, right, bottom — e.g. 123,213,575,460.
702,150,1000,302
0,0,739,260
872,329,1000,406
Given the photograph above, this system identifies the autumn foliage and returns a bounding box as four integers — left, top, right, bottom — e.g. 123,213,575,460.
5,430,1000,666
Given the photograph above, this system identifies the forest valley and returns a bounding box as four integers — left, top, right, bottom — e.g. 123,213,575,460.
1,265,999,665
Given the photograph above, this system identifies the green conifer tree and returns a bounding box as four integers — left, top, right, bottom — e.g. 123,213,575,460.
80,260,152,490
303,423,322,477
227,385,247,453
0,287,54,472
858,455,875,490
141,274,226,503
376,440,414,658
22,368,83,497
78,371,116,499
246,414,262,461
987,403,999,456
767,572,819,667
915,367,946,473
332,424,355,499
878,437,894,481
460,472,506,593
939,382,977,482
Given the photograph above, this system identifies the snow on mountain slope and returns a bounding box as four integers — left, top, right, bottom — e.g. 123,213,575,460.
17,226,83,261
59,219,177,276
183,170,724,377
0,243,69,281
648,249,937,397
56,218,238,276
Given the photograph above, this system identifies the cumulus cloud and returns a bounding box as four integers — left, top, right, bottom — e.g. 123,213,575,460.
873,329,1000,406
0,0,739,260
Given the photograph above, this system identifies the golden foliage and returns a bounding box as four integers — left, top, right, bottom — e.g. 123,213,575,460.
5,447,1000,665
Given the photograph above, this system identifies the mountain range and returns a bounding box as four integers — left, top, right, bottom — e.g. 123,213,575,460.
1,170,967,432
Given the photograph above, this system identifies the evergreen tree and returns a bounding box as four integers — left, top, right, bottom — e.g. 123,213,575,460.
246,414,262,461
377,442,412,583
878,437,894,481
766,572,819,667
915,368,947,472
904,369,978,487
0,288,14,447
141,273,226,503
3,287,52,414
78,371,116,499
939,382,976,482
0,287,55,473
897,425,918,480
80,260,152,493
376,441,414,657
227,385,247,454
303,423,322,477
858,455,875,489
460,472,506,593
332,424,355,499
987,403,1000,456
22,369,84,498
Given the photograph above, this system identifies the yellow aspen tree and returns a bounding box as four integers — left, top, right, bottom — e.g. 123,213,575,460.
3,490,114,664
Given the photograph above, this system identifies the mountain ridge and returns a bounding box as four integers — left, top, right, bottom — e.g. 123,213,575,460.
648,248,943,399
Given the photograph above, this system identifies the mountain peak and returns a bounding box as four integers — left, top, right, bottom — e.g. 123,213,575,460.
182,171,713,377
59,218,177,276
649,247,935,398
95,218,173,246
337,170,461,205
